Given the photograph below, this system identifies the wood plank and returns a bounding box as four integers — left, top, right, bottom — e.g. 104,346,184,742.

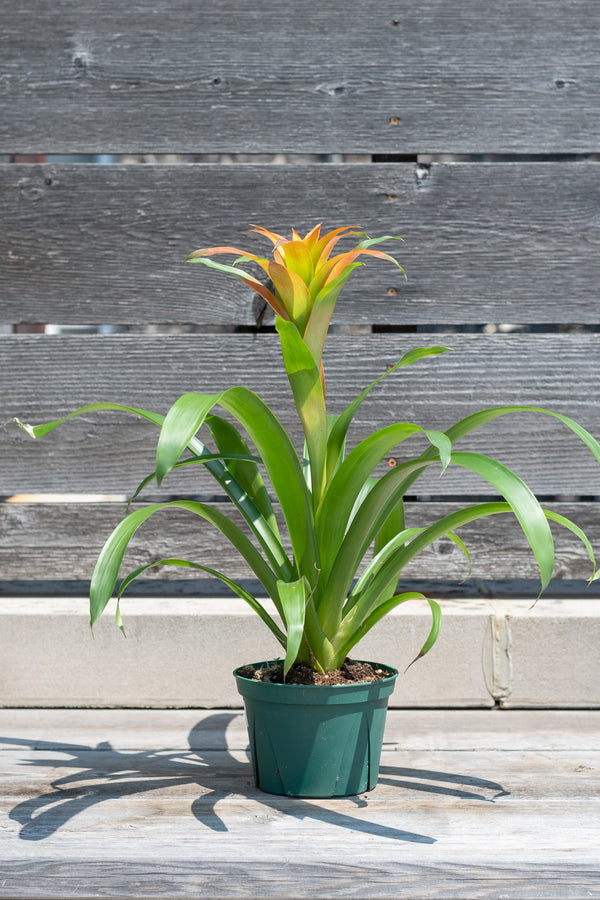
1,501,598,582
3,332,600,495
2,1,599,154
1,749,597,802
2,162,600,325
0,710,598,898
2,708,599,752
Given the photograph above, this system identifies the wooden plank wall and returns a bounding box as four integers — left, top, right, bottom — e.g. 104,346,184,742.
1,0,599,598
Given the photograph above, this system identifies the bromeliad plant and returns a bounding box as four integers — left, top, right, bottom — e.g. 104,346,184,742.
19,223,600,676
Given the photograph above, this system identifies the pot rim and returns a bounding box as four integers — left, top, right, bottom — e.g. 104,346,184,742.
233,658,398,689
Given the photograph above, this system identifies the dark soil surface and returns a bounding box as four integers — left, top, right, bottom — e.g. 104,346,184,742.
236,658,390,685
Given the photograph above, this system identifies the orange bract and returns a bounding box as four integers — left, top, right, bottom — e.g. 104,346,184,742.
186,224,403,366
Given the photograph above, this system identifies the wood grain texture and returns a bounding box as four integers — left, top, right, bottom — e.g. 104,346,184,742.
2,1,599,154
2,707,599,751
2,162,600,325
0,710,598,898
3,332,600,495
1,501,598,582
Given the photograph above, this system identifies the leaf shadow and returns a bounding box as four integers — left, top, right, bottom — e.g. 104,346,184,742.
2,713,506,845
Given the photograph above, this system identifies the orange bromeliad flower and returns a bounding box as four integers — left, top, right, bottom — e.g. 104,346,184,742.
185,223,405,368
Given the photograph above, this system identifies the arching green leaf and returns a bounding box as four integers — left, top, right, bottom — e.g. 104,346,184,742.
89,500,281,627
116,557,286,647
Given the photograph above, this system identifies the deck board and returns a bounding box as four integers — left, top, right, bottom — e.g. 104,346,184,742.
0,710,598,899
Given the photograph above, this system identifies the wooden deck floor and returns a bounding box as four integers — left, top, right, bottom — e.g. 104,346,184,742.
0,709,598,899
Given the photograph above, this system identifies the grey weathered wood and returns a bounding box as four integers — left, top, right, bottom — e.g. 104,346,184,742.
2,162,600,325
1,748,596,801
1,501,598,582
3,332,600,495
2,708,599,751
0,710,598,898
2,1,600,154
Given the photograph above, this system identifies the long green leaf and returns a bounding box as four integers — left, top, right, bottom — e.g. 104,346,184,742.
318,457,440,633
395,405,600,498
127,452,263,508
349,448,557,624
352,526,425,599
446,406,600,465
156,394,221,485
154,389,318,584
325,346,450,479
355,234,405,258
345,502,513,630
222,388,319,582
116,557,286,647
204,414,280,540
373,497,406,557
542,508,598,579
278,578,308,676
348,526,470,622
316,424,449,583
15,402,165,439
89,500,281,627
451,451,554,591
332,592,440,669
16,402,288,574
276,318,328,507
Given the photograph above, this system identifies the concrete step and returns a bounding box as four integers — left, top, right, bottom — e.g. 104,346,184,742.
0,597,598,708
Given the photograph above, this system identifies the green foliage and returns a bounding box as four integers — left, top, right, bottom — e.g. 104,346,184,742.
18,224,600,675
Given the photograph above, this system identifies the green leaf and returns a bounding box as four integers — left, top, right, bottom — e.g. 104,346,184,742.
447,407,600,467
156,393,221,485
351,526,425,602
15,401,165,439
397,405,600,498
276,318,328,507
154,388,318,584
444,531,472,579
405,597,442,669
332,592,440,668
278,578,308,677
542,508,598,580
17,399,294,586
325,346,450,478
451,451,554,591
204,414,280,540
345,524,469,620
355,233,405,251
373,497,406,557
116,557,286,647
127,451,263,508
89,500,282,627
316,423,447,583
318,456,440,633
345,502,513,630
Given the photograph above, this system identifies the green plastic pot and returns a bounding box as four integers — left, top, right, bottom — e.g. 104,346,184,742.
234,660,398,798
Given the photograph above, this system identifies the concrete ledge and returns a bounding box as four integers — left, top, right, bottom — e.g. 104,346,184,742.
0,597,598,708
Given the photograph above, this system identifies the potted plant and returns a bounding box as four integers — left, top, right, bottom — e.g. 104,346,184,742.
18,223,600,798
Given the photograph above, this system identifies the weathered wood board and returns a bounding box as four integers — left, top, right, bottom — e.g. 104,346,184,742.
1,501,599,583
2,163,600,325
3,333,600,496
2,1,599,154
0,710,598,898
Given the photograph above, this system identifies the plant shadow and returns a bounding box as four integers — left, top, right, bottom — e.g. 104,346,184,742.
2,713,507,845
